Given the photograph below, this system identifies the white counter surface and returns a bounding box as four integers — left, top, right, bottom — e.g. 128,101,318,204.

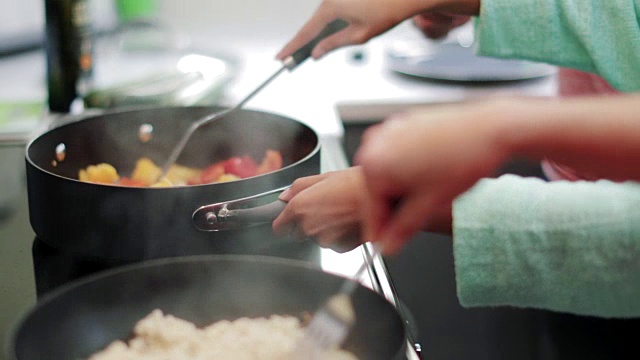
197,20,558,135
0,20,557,141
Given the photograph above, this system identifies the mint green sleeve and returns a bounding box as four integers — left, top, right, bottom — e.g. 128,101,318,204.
452,175,640,318
474,0,640,92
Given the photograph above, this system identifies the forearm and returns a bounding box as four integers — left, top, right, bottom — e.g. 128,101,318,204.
428,0,480,15
494,94,640,182
453,175,640,317
382,0,481,25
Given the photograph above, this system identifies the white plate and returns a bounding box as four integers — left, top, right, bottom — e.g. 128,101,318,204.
386,41,556,82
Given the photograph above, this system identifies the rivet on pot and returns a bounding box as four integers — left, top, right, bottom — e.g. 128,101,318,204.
139,124,153,143
205,212,217,224
55,143,66,162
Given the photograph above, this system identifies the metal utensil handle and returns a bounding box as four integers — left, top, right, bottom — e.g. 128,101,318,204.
157,19,348,181
339,243,381,295
286,18,349,69
192,186,289,231
223,199,287,223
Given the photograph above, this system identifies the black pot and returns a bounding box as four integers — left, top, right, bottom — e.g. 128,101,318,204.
9,255,407,360
26,107,321,261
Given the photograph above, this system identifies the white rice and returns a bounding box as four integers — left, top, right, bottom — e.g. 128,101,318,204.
88,309,358,360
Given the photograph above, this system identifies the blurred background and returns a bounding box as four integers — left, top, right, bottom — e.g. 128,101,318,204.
0,1,564,359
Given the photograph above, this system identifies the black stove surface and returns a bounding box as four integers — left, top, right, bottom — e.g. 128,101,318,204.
32,238,130,297
32,236,322,298
386,234,640,360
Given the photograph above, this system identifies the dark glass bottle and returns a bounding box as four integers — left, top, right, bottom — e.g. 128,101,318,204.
44,0,93,113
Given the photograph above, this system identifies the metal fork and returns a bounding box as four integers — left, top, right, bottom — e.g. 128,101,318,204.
293,245,380,359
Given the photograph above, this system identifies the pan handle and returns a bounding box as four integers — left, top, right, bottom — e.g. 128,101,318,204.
192,187,288,231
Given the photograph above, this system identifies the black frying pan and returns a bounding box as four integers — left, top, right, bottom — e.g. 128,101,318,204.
9,255,407,359
25,106,321,261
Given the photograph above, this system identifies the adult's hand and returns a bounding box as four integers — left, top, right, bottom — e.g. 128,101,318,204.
355,100,512,254
276,0,481,61
356,94,640,254
272,166,454,253
412,12,471,39
272,167,367,253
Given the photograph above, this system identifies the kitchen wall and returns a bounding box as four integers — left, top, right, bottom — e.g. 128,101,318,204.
154,0,328,62
0,0,323,93
159,0,321,40
0,0,117,54
0,0,43,38
0,0,321,39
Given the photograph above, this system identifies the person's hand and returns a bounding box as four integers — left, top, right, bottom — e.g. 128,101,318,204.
276,0,481,61
355,100,514,254
276,0,412,61
272,167,367,253
412,12,471,39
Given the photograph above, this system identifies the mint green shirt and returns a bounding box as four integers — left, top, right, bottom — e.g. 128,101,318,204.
453,0,640,317
474,0,640,91
454,176,640,318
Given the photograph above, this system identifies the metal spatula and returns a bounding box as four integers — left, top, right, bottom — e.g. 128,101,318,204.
155,19,349,182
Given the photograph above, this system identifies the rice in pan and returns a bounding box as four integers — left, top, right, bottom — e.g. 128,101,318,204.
89,309,358,360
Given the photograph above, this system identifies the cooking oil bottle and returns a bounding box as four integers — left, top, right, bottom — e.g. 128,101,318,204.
44,0,93,113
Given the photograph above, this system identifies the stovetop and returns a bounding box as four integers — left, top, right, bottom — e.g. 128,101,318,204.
1,132,420,359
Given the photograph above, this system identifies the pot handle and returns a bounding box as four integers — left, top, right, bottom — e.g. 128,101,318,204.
192,187,288,231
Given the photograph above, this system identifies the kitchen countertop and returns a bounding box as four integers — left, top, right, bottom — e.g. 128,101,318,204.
209,21,558,132
0,20,558,141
